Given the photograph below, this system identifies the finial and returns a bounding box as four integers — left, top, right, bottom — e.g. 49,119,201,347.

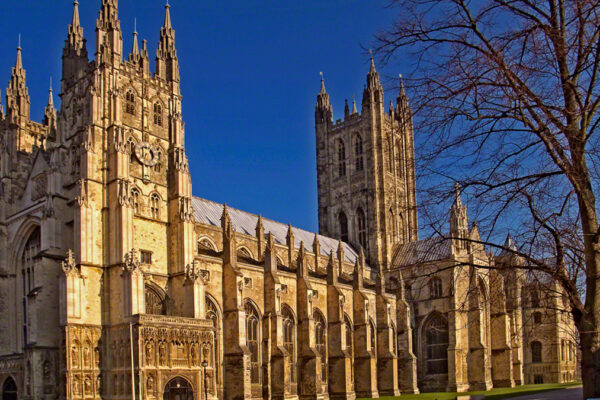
399,73,407,97
134,18,137,34
352,95,357,114
18,34,21,50
319,72,328,95
48,77,54,107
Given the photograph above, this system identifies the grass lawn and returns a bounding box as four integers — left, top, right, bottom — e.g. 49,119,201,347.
362,381,582,400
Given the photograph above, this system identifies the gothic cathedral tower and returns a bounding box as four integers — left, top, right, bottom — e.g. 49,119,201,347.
315,58,418,269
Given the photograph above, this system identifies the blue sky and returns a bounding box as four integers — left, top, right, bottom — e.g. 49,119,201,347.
0,1,407,233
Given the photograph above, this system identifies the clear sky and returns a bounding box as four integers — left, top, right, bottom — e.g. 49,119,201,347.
0,0,407,233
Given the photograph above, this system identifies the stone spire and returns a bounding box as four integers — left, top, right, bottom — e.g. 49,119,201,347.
128,20,140,64
344,99,350,118
156,1,179,82
44,79,57,140
315,73,333,124
362,52,384,107
66,0,85,53
62,1,88,88
96,0,123,64
450,183,469,246
352,97,358,114
6,40,30,121
395,74,412,120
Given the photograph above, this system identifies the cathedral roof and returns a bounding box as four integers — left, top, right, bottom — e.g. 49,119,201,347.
191,196,360,263
391,236,452,267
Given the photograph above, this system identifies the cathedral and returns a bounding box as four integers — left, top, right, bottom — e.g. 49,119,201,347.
0,1,578,399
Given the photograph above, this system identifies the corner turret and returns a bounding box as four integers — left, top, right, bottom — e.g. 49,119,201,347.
62,0,88,88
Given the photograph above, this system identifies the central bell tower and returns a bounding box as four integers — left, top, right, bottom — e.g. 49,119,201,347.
315,59,418,269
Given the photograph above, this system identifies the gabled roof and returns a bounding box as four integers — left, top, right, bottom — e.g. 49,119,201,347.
392,236,452,268
191,197,359,263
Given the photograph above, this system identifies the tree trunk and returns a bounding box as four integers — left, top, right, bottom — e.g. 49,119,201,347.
579,313,600,399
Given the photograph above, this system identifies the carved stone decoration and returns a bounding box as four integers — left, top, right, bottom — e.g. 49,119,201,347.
117,178,131,206
123,248,141,273
61,249,77,274
73,375,81,395
185,260,201,283
147,374,155,393
84,375,92,395
145,340,154,365
71,343,80,368
173,146,188,171
113,126,127,153
43,193,55,218
96,374,102,396
75,179,88,206
179,197,193,221
159,341,167,366
191,343,199,366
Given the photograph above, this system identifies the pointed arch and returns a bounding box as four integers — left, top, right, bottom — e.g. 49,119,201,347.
282,304,297,383
429,276,443,299
149,192,161,219
237,246,254,260
20,225,41,344
314,309,327,382
353,133,364,171
198,236,217,253
369,318,377,353
125,89,136,115
153,101,163,126
244,299,262,385
356,207,367,250
338,210,349,243
421,312,449,375
337,139,346,177
145,283,167,315
531,341,542,363
130,187,142,214
2,376,18,400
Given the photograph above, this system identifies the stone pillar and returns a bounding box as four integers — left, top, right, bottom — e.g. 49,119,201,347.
182,260,206,319
467,268,492,391
221,206,252,400
395,277,418,394
327,245,355,400
375,263,399,397
121,249,145,317
59,250,84,324
264,234,289,400
352,252,378,398
296,244,320,400
490,270,514,387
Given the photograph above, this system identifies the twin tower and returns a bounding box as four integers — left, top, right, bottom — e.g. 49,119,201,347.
315,59,418,270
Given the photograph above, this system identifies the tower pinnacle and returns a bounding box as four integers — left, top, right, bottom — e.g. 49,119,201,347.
315,73,332,124
6,41,30,120
129,19,140,63
156,1,179,82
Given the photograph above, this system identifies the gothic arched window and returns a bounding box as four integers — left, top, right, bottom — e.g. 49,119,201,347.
429,277,443,299
245,301,261,384
337,139,346,177
531,341,542,363
125,90,136,115
153,102,163,126
314,310,327,382
424,313,449,374
150,193,160,219
145,285,166,315
369,319,377,353
206,296,221,387
21,227,40,344
339,211,349,243
131,188,141,214
344,315,354,384
127,137,136,164
282,305,296,383
357,207,367,250
354,134,364,171
388,208,396,241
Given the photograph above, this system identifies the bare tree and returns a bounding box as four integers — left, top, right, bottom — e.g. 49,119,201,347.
374,0,600,397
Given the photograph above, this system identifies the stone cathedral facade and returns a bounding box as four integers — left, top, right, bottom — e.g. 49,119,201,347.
0,1,578,400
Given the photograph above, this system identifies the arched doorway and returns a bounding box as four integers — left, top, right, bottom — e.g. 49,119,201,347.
163,377,193,400
2,377,18,400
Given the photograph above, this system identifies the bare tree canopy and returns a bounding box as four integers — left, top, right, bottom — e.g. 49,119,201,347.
374,0,600,397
